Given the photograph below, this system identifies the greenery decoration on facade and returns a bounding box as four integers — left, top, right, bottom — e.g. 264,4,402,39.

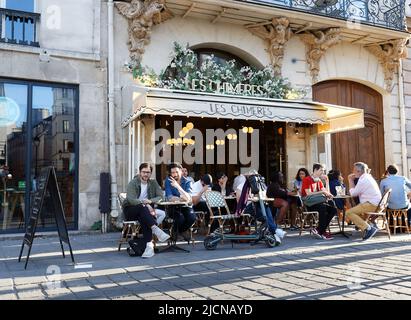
132,42,306,99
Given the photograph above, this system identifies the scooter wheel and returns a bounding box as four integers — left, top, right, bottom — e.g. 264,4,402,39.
204,235,219,250
265,235,280,248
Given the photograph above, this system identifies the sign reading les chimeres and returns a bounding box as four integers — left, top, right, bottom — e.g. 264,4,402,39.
19,166,74,269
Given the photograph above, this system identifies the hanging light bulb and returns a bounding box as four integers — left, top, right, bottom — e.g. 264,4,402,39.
166,139,172,145
206,145,210,150
179,130,185,137
186,122,194,130
248,127,254,133
220,140,225,145
176,138,182,144
210,145,215,150
227,134,233,140
182,127,189,134
233,134,237,140
242,127,248,133
216,140,221,145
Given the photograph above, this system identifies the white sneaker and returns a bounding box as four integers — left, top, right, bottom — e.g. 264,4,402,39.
141,242,155,258
152,226,170,243
275,228,287,239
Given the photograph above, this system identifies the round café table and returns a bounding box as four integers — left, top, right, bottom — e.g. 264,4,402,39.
332,195,353,238
156,200,191,253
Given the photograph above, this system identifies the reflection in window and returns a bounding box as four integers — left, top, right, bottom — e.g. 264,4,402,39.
63,120,70,133
1,82,78,233
63,139,69,152
32,86,76,229
0,82,28,231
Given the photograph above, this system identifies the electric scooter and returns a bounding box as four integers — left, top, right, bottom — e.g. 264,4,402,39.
203,173,280,250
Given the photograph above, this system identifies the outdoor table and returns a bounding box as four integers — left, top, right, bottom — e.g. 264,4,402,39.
250,197,276,202
332,195,352,238
156,200,191,253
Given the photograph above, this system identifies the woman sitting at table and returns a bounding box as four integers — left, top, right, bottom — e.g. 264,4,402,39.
293,168,310,193
212,172,236,213
212,172,234,196
328,169,345,211
266,171,295,227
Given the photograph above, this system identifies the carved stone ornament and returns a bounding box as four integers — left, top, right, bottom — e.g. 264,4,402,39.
115,0,174,66
366,39,409,92
248,17,292,76
299,28,341,83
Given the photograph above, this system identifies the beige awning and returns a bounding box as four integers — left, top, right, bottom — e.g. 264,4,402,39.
121,85,364,133
317,103,365,134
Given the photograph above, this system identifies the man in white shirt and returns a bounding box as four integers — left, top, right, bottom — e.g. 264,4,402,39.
191,174,212,208
346,162,382,240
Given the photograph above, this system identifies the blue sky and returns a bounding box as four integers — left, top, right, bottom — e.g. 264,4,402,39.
4,0,35,43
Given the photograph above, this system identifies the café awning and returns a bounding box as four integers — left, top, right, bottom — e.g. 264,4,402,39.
121,86,364,134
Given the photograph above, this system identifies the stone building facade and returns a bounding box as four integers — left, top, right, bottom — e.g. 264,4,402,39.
0,0,410,233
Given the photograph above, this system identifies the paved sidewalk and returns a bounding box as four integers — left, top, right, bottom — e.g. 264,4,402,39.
1,226,411,300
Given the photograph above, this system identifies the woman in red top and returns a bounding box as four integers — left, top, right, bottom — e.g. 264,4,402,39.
301,163,336,240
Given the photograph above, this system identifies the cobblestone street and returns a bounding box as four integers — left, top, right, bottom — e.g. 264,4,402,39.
1,227,411,300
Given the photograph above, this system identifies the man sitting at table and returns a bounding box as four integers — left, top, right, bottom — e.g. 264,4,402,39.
379,164,411,228
164,162,197,241
124,163,170,258
192,174,217,233
346,162,382,241
191,174,213,211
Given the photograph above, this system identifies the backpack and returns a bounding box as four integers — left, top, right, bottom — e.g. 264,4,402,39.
127,238,147,256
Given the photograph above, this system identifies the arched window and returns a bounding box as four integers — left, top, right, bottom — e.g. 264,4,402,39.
194,48,249,69
163,47,251,81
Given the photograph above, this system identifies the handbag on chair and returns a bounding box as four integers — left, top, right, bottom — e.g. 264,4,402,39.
303,193,327,207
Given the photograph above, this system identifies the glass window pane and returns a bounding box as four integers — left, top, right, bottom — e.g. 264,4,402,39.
5,0,34,12
0,82,28,232
5,0,36,44
32,86,76,229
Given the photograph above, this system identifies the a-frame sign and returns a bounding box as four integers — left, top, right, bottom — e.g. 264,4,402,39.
18,166,75,269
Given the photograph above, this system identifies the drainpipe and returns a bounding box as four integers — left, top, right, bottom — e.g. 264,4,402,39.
108,0,118,219
398,59,408,177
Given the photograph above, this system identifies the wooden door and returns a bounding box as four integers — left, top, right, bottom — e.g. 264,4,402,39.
313,80,385,180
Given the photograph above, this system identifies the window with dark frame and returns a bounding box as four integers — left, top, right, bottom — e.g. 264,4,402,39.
63,120,70,133
0,78,79,233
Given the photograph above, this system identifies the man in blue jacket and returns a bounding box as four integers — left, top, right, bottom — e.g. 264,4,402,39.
380,164,411,227
164,162,196,240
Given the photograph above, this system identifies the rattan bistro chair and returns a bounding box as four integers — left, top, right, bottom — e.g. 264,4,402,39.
296,193,319,236
117,193,141,251
386,208,410,235
364,189,392,240
203,191,249,235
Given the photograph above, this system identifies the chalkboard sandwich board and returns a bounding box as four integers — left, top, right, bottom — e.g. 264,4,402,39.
18,166,75,269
